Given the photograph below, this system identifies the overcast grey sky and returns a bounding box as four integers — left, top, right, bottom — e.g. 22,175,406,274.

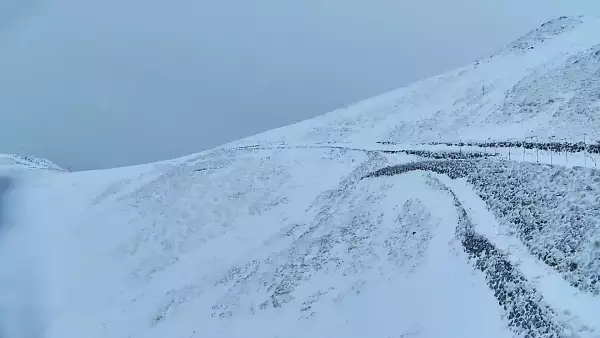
0,0,597,170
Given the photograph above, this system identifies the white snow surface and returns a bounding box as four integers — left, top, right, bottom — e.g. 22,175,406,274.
2,15,600,338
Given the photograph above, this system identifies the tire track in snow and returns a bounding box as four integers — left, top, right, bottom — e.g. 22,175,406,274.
441,175,600,337
363,163,577,338
367,159,600,295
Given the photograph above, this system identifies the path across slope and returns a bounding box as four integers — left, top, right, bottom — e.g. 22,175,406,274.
231,142,600,169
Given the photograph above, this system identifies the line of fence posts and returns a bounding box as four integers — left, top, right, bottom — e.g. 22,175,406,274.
448,135,597,167
484,138,487,155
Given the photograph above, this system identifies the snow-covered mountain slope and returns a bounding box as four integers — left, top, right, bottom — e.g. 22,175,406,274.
2,15,600,338
229,15,599,147
0,154,64,172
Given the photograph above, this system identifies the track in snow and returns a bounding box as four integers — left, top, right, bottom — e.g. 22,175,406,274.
363,161,599,338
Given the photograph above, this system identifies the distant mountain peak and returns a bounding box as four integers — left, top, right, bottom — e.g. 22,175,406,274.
503,15,584,53
0,153,65,172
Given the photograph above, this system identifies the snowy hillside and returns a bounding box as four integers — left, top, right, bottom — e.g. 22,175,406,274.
0,154,64,172
232,16,599,147
2,15,600,338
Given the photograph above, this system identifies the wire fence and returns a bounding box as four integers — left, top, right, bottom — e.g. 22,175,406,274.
424,137,599,167
428,140,600,154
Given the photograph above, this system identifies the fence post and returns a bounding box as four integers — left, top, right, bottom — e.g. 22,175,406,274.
584,134,587,166
549,136,555,165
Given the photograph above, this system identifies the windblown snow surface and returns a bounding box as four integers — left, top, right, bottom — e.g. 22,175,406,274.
2,15,600,338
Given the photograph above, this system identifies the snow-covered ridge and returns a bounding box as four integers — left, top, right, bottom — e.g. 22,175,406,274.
501,16,584,53
0,154,65,172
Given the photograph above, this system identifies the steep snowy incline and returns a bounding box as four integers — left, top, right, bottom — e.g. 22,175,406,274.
228,16,600,147
2,15,600,338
